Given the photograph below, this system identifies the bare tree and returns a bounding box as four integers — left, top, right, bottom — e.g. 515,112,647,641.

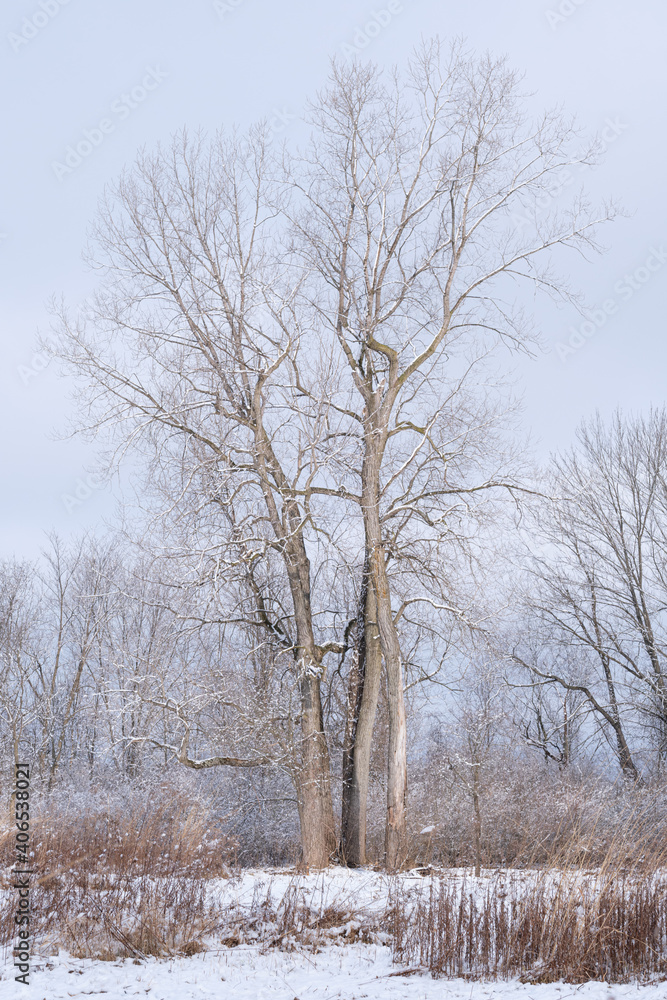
0,537,121,783
0,559,39,772
417,654,508,874
287,41,611,865
515,409,667,781
50,41,611,868
51,130,342,866
517,678,586,769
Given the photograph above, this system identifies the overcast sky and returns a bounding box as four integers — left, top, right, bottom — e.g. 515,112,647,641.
1,0,665,560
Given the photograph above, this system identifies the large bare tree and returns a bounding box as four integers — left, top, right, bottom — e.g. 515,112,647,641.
51,130,345,866
286,41,611,865
51,41,611,868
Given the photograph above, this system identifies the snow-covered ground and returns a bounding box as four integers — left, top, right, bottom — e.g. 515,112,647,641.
1,947,664,1000
205,864,605,911
2,867,665,998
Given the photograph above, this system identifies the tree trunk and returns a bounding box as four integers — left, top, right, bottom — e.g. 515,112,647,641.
472,763,481,877
612,715,641,783
286,536,337,868
369,543,407,869
295,668,338,867
361,410,408,871
341,572,382,866
599,652,642,782
255,423,338,868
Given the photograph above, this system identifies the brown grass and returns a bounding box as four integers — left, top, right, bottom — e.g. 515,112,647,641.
393,817,667,983
0,785,237,959
2,857,666,976
0,873,221,960
0,784,237,879
390,869,667,983
407,766,667,870
1,784,666,978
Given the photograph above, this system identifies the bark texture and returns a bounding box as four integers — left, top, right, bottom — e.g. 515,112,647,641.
362,425,408,870
341,570,382,866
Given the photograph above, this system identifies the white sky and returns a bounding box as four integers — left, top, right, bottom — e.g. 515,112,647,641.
1,0,665,559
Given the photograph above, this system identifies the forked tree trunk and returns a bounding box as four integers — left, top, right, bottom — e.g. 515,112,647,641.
341,571,382,866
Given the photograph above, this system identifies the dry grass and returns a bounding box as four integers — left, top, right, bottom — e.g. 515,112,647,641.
0,784,237,879
408,765,667,870
0,784,237,959
215,882,381,951
2,782,666,978
390,869,667,983
394,814,667,983
0,873,378,961
2,858,667,976
0,873,220,960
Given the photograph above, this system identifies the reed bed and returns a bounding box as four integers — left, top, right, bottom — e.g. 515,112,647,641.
391,869,667,982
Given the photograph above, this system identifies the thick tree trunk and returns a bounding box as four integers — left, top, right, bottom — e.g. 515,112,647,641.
364,525,407,869
341,642,361,857
341,575,382,866
254,420,337,868
295,668,337,867
372,543,408,869
286,535,337,868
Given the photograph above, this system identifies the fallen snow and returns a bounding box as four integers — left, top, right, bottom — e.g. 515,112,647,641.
205,864,657,919
3,946,666,1000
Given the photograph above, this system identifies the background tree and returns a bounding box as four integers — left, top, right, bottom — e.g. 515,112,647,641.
514,409,667,782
